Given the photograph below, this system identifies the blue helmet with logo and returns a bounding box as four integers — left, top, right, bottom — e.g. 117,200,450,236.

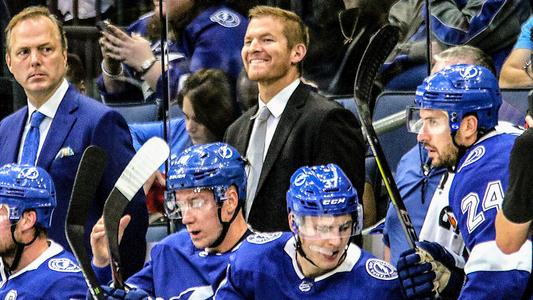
287,164,359,217
414,64,501,133
0,163,56,229
167,142,246,204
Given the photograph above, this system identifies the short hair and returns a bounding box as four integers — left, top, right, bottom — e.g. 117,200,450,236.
5,6,68,53
66,53,85,86
177,69,236,141
248,6,309,50
434,45,496,75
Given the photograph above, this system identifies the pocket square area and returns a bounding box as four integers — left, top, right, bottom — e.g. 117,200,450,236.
56,147,75,159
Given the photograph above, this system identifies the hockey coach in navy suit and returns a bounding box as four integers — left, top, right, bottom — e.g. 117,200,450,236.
0,6,148,278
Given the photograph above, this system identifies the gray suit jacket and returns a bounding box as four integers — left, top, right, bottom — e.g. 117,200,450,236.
225,83,365,231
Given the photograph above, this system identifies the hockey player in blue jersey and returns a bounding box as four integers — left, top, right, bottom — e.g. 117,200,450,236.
398,64,532,299
0,163,86,299
91,142,249,299
215,163,401,299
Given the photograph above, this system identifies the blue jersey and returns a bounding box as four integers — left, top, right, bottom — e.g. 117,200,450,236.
449,131,531,299
216,232,401,299
126,229,238,299
0,241,86,299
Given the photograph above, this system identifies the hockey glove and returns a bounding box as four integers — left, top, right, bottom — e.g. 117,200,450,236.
397,241,465,299
101,285,150,300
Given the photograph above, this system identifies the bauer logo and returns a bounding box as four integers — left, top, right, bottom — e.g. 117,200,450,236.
210,9,240,28
365,258,398,280
48,258,81,273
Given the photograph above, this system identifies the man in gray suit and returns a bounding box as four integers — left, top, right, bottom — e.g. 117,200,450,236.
225,6,365,232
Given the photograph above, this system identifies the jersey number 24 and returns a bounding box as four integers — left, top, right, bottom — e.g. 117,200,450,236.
460,180,504,233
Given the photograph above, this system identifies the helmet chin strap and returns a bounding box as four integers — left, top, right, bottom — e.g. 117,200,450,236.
208,202,241,249
7,223,40,272
450,127,493,172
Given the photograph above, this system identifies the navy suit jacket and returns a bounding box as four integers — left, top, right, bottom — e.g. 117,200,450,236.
0,85,148,278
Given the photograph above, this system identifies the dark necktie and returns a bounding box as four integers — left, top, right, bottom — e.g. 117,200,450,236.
20,111,46,165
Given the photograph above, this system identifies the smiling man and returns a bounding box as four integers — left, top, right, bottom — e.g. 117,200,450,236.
215,164,401,299
0,6,148,279
224,6,365,233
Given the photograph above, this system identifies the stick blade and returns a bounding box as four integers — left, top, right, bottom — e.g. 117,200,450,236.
103,137,170,288
65,145,107,300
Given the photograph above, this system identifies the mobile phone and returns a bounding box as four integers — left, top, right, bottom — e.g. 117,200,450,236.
96,20,112,33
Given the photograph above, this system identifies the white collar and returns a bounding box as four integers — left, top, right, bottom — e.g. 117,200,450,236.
27,79,69,121
256,79,300,119
283,235,361,282
8,241,63,280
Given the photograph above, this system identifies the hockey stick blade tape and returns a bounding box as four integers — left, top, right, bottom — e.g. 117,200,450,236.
114,137,170,200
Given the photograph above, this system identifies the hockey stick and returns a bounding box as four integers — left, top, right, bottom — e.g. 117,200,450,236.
65,145,107,300
103,137,170,289
354,24,418,248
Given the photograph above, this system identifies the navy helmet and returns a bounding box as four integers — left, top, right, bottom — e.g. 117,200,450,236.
166,142,246,217
0,163,56,229
414,64,501,133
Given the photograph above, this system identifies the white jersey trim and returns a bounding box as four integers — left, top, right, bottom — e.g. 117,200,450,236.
465,240,532,274
283,236,362,282
9,241,64,280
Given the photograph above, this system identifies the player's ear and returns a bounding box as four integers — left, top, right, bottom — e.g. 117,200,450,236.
222,186,239,221
459,115,478,141
288,213,297,234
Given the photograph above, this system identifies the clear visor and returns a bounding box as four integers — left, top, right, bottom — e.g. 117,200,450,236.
294,214,355,240
406,107,449,135
0,203,14,226
164,187,216,220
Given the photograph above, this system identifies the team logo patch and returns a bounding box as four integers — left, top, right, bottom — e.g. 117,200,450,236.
209,9,240,28
217,145,233,159
19,167,39,180
294,173,307,187
365,258,398,280
247,232,282,244
459,65,479,79
48,258,81,273
457,145,485,173
298,281,313,292
4,290,17,300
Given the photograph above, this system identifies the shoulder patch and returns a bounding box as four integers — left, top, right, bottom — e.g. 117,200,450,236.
48,258,81,273
247,232,282,244
458,145,485,172
209,9,241,28
4,290,17,300
365,258,398,280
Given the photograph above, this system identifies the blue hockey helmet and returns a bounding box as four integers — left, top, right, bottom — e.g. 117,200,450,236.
0,163,56,229
287,164,362,237
413,64,501,133
287,164,360,217
167,142,246,204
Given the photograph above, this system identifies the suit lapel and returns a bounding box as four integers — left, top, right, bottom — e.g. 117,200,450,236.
38,86,78,170
256,83,308,194
0,109,27,164
236,105,257,155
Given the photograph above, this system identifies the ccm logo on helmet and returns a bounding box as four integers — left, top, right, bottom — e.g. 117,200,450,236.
323,198,345,205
